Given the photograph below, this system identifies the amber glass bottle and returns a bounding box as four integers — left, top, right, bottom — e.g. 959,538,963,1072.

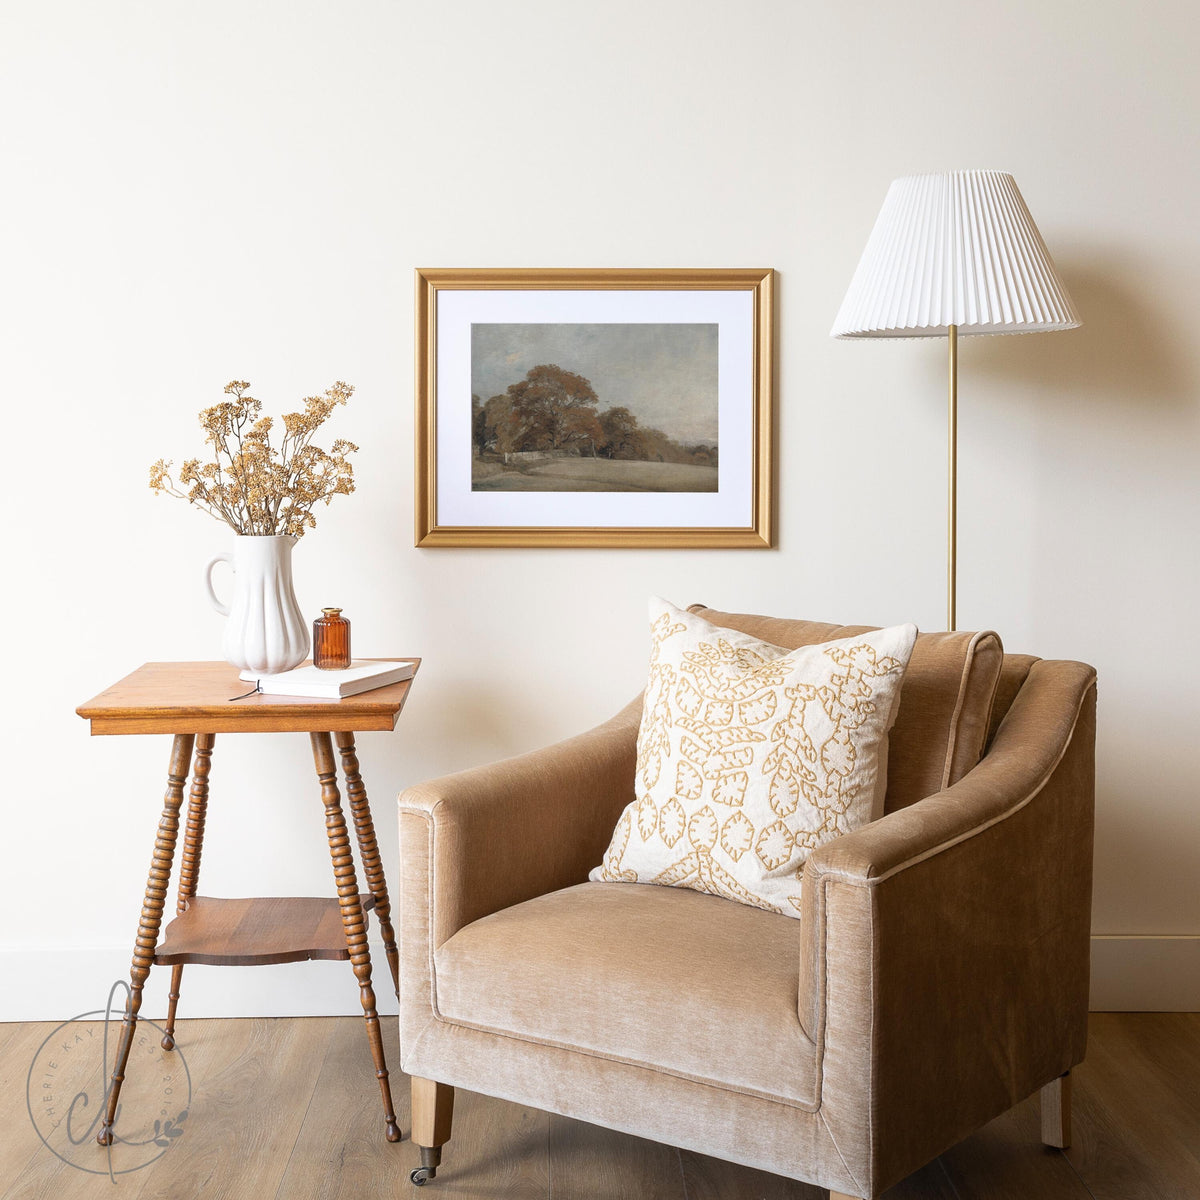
313,608,351,670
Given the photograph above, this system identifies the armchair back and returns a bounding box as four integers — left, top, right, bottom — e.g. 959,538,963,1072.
688,607,1006,813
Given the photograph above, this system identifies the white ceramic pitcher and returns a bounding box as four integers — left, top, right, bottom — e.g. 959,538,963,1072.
204,535,310,674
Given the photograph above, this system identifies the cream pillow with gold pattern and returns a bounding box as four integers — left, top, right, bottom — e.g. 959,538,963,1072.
590,598,917,916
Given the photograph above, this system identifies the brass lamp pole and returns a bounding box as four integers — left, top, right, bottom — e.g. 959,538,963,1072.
947,324,957,632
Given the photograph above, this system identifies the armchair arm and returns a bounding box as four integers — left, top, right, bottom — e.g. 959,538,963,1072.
398,698,641,1069
798,658,1097,1196
398,697,640,951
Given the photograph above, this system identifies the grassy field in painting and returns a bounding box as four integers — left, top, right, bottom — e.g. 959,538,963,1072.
472,457,718,493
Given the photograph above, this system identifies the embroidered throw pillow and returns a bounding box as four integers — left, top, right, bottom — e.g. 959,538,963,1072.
590,598,917,916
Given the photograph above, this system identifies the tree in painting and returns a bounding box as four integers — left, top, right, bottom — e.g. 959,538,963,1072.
474,364,715,463
598,406,640,459
505,364,602,454
473,393,516,457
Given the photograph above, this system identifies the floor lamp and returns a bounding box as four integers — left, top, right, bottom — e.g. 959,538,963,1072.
831,171,1081,631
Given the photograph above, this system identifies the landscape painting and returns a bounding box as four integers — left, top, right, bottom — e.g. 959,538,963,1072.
414,267,774,547
470,323,718,493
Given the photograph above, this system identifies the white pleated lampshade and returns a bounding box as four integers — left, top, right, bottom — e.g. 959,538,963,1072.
831,171,1081,338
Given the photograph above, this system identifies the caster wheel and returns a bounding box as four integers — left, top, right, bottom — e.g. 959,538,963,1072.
410,1166,435,1186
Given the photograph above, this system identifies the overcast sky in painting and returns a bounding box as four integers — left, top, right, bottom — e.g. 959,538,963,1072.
471,323,718,444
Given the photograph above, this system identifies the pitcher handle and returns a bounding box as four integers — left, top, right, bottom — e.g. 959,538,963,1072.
204,552,233,616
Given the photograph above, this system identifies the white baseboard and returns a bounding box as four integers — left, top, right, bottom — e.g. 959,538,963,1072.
1,936,1195,1023
0,944,395,1024
1089,935,1200,1011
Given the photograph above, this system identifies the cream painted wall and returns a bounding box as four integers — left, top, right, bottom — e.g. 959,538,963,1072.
1,0,1197,1020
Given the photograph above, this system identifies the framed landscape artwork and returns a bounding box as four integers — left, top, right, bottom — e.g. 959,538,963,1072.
414,268,774,547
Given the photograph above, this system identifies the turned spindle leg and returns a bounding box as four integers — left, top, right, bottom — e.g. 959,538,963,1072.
311,731,400,1144
336,731,400,999
162,733,214,1051
98,733,193,1147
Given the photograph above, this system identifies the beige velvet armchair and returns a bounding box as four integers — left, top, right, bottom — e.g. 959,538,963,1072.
397,609,1097,1198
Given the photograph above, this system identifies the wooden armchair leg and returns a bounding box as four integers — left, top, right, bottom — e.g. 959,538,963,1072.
1040,1071,1072,1149
410,1077,455,1186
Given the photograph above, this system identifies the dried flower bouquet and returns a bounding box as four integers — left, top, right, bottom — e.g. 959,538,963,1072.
150,380,357,537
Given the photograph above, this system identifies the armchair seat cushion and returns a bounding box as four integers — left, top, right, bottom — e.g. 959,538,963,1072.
432,880,818,1107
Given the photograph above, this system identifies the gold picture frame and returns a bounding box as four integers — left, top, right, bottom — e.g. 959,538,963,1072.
415,267,774,548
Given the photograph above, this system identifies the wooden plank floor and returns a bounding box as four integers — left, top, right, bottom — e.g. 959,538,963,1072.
1,1013,1196,1199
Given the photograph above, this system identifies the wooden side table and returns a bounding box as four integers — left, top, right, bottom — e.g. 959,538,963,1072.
76,659,420,1147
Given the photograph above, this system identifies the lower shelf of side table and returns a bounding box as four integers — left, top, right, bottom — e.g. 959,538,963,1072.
154,894,376,967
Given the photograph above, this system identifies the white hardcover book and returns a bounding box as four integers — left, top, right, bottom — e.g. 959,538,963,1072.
238,660,416,699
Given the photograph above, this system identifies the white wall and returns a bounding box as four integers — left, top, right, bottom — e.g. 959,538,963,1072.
1,0,1197,1020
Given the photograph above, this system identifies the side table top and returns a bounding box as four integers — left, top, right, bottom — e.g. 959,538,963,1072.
76,660,420,735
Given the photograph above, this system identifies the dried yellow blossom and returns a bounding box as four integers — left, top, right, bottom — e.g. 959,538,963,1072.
149,379,357,537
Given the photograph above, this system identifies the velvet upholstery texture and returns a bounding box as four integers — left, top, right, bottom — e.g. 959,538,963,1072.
434,882,818,1105
398,615,1096,1199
